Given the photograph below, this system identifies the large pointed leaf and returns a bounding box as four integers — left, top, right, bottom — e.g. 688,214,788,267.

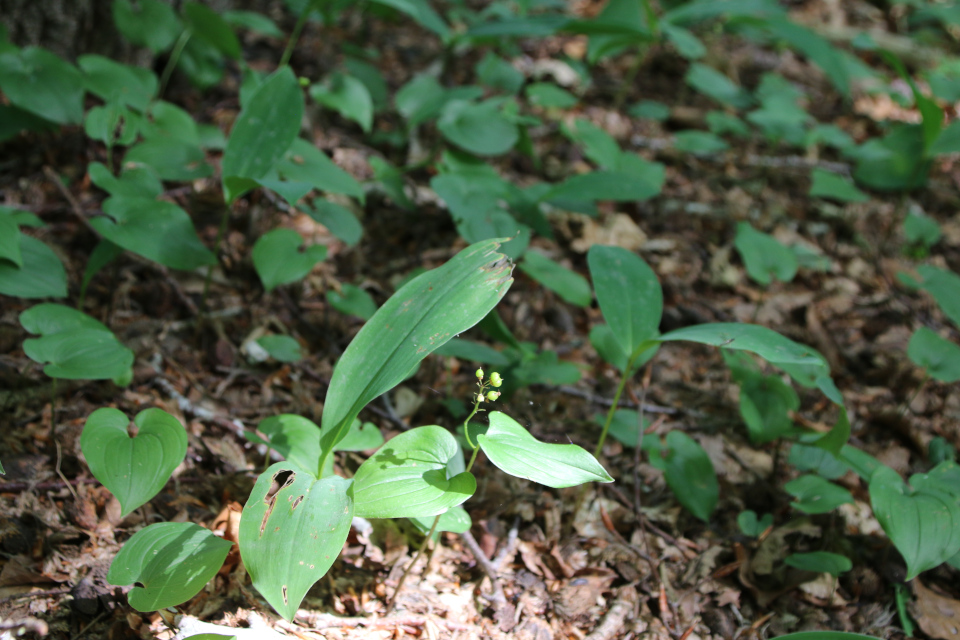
354,426,475,519
318,239,513,471
107,522,232,611
238,464,354,621
81,408,188,516
870,465,960,580
659,323,823,366
477,412,613,488
588,245,662,358
222,67,303,203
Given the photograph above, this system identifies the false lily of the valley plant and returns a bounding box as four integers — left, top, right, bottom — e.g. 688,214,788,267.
82,238,613,621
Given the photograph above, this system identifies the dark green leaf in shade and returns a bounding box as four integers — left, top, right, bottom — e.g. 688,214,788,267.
0,236,67,299
0,47,85,124
252,229,327,292
784,474,853,514
327,284,377,320
519,251,592,307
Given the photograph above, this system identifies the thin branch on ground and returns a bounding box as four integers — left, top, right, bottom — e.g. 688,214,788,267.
460,529,507,607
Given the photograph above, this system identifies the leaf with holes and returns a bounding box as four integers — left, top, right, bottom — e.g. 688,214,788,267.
478,412,612,488
81,407,187,516
238,463,354,621
107,522,232,611
353,426,475,519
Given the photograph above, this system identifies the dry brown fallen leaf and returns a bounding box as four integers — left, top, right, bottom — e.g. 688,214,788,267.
911,580,960,640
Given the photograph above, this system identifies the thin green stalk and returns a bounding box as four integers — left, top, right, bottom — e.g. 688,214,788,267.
387,514,440,611
594,354,639,457
158,31,192,99
280,0,318,68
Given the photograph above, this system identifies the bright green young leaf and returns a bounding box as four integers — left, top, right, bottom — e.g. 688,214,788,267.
916,265,960,329
81,407,188,516
544,161,665,203
519,251,591,308
0,47,85,124
310,73,374,133
438,99,519,156
410,506,471,541
92,197,216,271
477,412,613,488
907,327,960,382
112,0,181,52
222,67,303,203
317,239,513,471
739,373,799,443
354,426,476,519
562,119,621,170
674,130,728,154
734,222,798,286
20,304,134,380
588,245,662,358
305,200,363,247
238,464,354,621
784,551,852,576
252,229,327,292
870,465,960,580
784,474,853,514
335,420,384,452
256,415,323,474
433,338,510,366
0,235,67,299
107,522,232,611
327,284,377,320
685,63,752,109
904,211,941,248
737,510,773,537
78,55,157,110
658,431,718,521
809,169,868,203
525,82,577,109
125,137,212,181
184,2,241,59
659,323,823,366
256,335,303,363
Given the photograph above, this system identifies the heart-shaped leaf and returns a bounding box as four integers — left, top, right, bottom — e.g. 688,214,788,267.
354,426,475,519
870,465,960,579
20,304,133,380
0,47,84,124
239,463,354,621
438,99,519,156
478,412,613,488
410,506,472,541
252,228,327,292
907,326,960,382
737,510,773,537
310,73,374,133
81,407,188,516
327,284,377,320
785,474,853,515
588,245,662,358
733,222,798,286
318,239,513,472
107,522,232,611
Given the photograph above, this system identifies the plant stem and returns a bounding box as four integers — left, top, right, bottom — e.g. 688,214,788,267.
594,354,639,458
158,30,191,99
280,0,317,68
387,514,439,612
465,446,480,474
462,395,483,450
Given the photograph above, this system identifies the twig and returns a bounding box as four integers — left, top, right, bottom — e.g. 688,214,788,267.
70,610,107,640
551,385,677,414
292,611,472,631
584,586,638,640
0,617,49,635
150,372,247,437
0,587,70,605
55,440,80,503
387,515,439,612
492,517,520,571
460,529,506,606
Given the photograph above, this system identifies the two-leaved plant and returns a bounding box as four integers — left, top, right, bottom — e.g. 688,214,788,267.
79,239,613,621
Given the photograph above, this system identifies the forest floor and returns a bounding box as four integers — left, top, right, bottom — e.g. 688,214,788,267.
2,1,960,639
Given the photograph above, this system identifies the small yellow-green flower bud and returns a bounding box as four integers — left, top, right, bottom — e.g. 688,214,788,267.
476,368,484,379
489,372,503,387
486,391,500,401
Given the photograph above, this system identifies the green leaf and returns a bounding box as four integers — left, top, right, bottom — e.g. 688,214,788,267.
685,63,751,109
256,415,322,473
354,426,476,519
737,510,773,537
78,55,156,110
222,10,283,37
739,373,799,443
663,24,705,59
92,196,216,271
140,101,200,145
238,464,354,621
512,349,582,387
410,506,471,541
590,324,657,374
433,338,510,366
310,73,374,133
184,2,241,59
395,74,447,127
81,407,188,516
107,522,232,611
477,412,613,488
870,465,960,580
588,245,662,358
124,137,212,181
0,213,19,267
658,431,717,521
273,139,365,202
916,265,960,329
734,222,798,286
438,99,519,157
784,474,853,514
80,240,123,305
544,163,665,203
20,304,134,380
256,335,303,363
562,119,621,170
85,103,141,147
112,0,181,52
518,251,591,308
595,409,651,448
904,211,941,248
317,240,513,471
762,18,849,98
930,120,960,155
476,52,524,94
334,420,384,452
674,130,728,154
525,83,577,109
345,58,389,110
222,67,303,203
252,229,327,292
371,0,449,37
809,169,868,203
629,100,670,121
851,124,929,192
659,323,823,366
788,443,849,480
907,327,960,382
327,284,377,320
784,551,852,576
0,235,67,299
90,162,163,199
0,47,85,124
